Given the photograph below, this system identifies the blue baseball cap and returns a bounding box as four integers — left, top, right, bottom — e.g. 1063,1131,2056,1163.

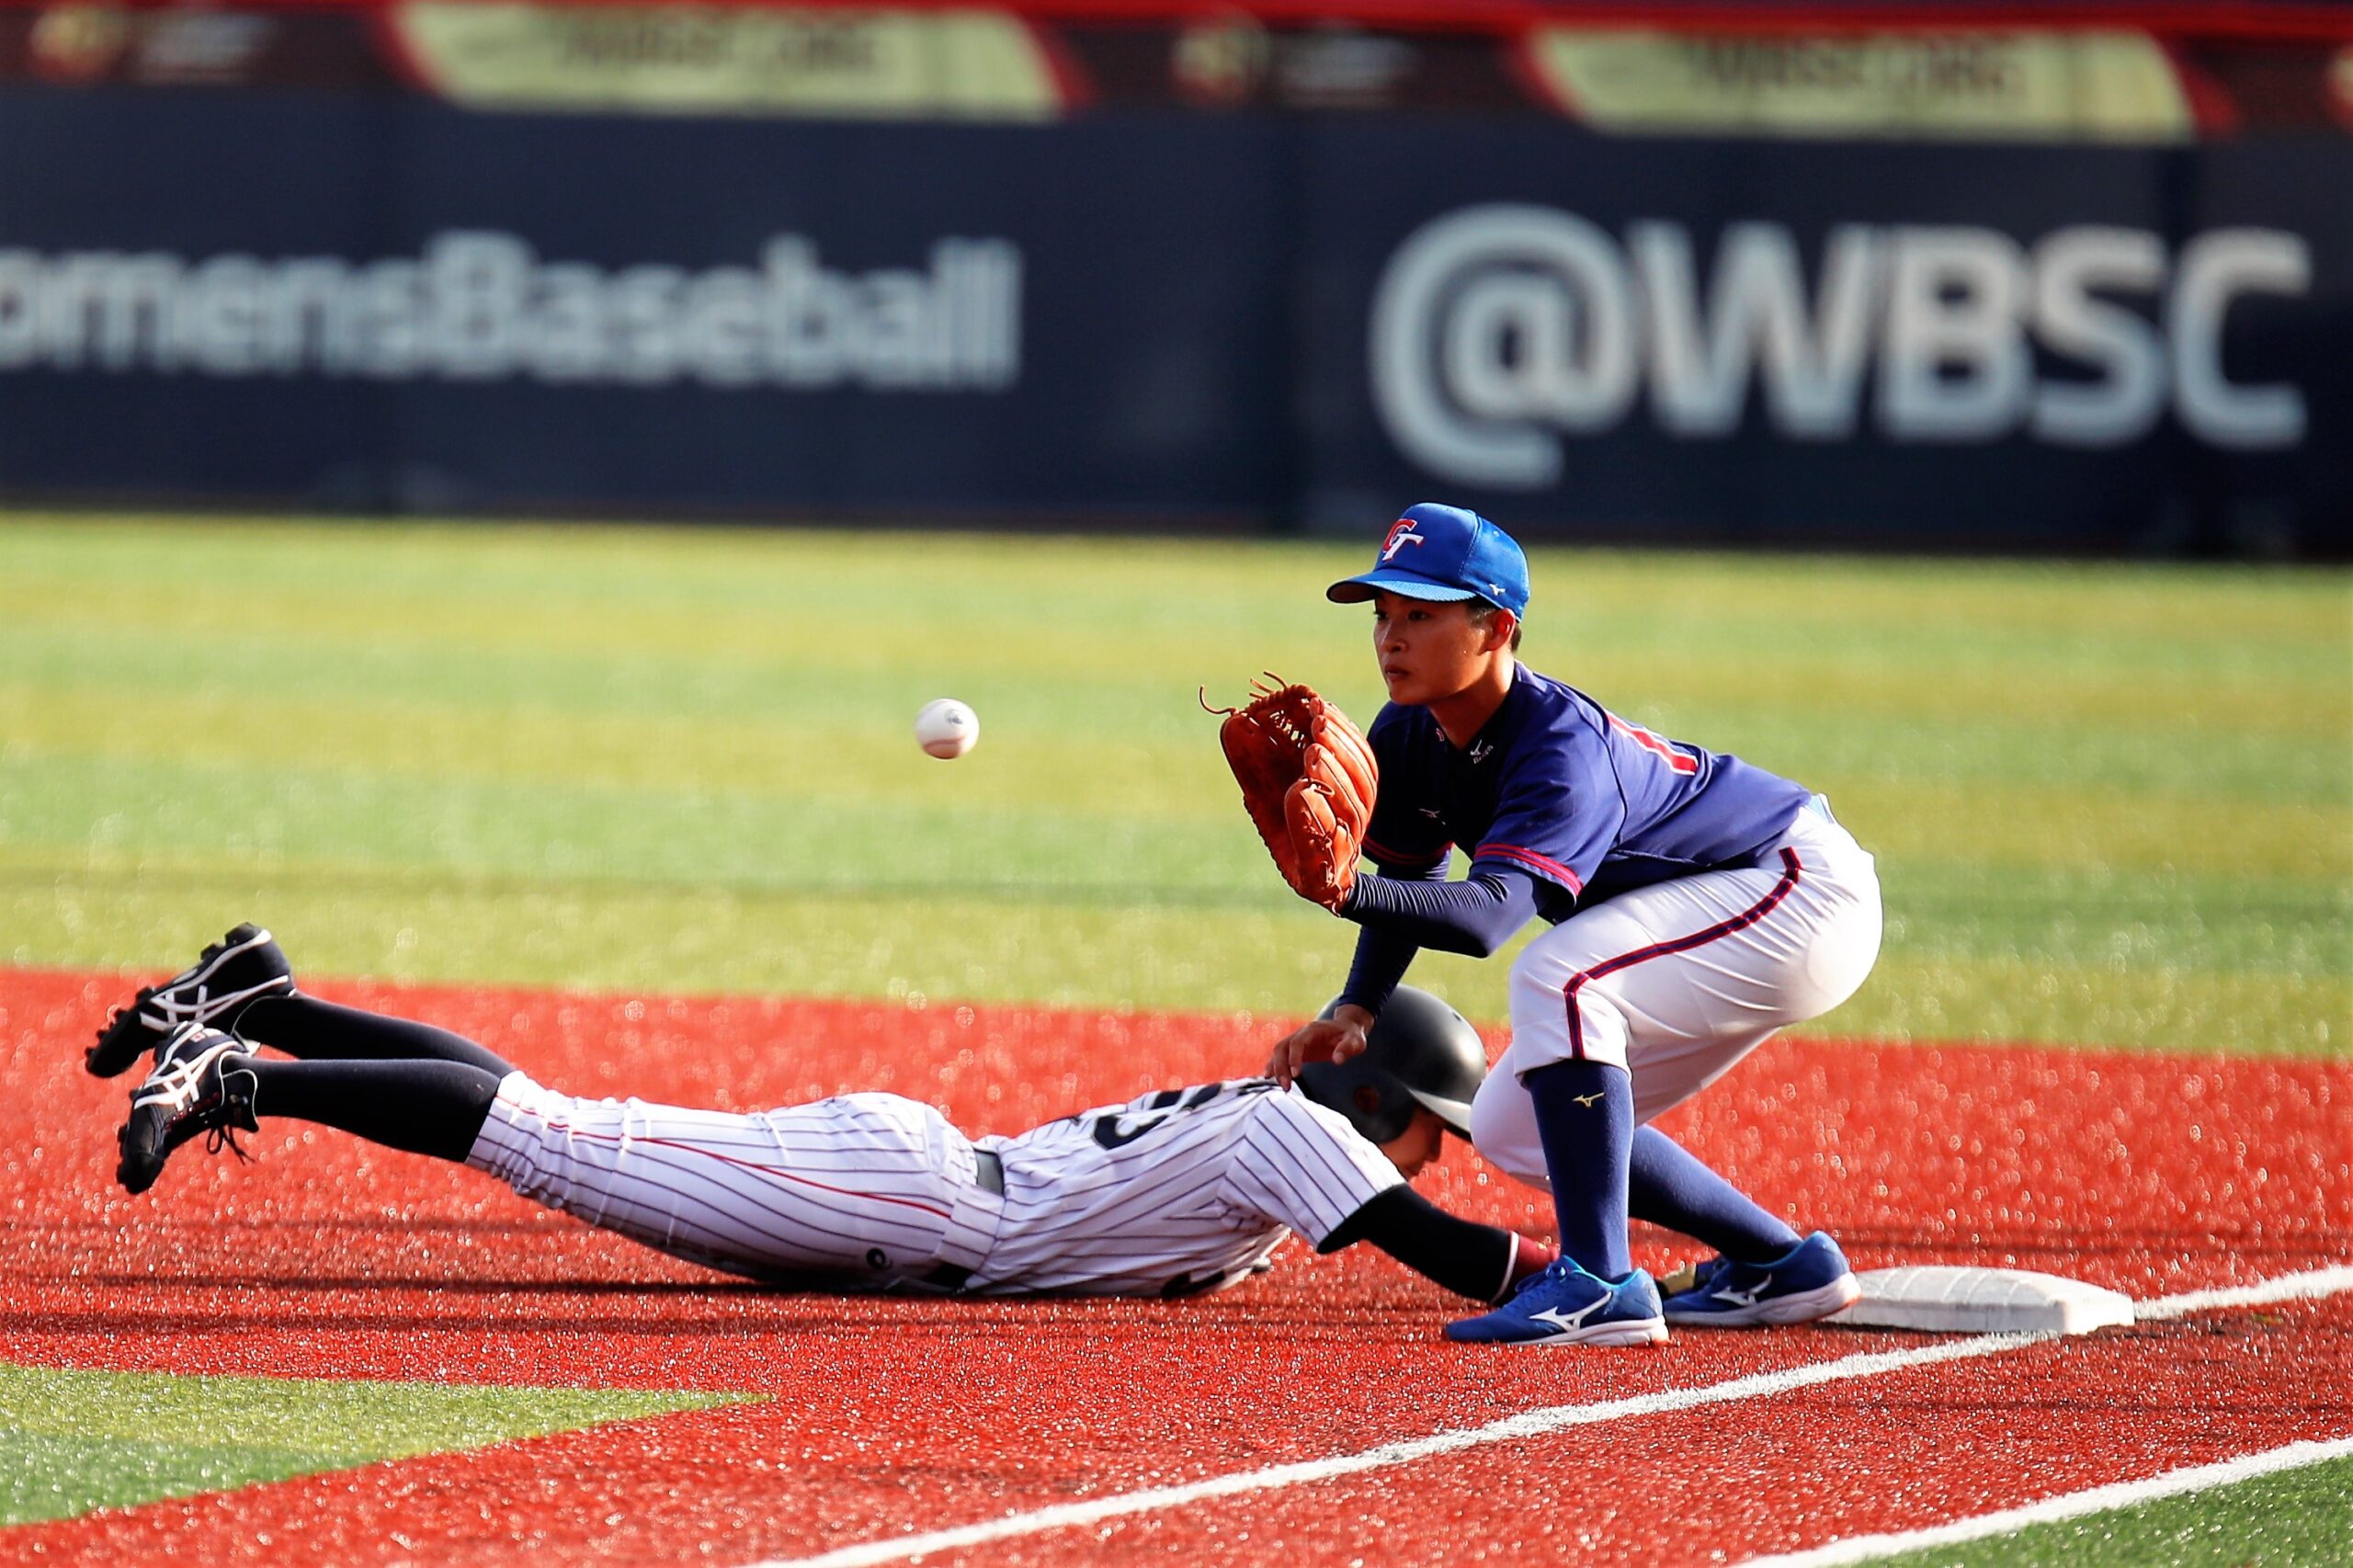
1325,503,1530,615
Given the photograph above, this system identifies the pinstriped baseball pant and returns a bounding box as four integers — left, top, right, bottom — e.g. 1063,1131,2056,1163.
465,1076,1001,1287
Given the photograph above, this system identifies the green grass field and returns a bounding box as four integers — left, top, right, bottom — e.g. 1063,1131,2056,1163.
1874,1453,2353,1567
3,513,2348,1562
0,1361,735,1526
3,516,2345,1055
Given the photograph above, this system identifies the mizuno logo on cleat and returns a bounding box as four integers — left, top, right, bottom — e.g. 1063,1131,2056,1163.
1530,1298,1608,1333
1713,1273,1772,1307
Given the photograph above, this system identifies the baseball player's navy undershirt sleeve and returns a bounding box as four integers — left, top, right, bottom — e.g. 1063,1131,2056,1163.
1338,866,1546,958
1337,853,1448,1012
1337,926,1418,1016
1320,1187,1525,1302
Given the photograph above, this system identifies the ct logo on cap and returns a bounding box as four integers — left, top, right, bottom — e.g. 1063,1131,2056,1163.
1380,518,1425,562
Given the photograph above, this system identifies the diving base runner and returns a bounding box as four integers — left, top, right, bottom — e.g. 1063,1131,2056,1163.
92,928,1563,1309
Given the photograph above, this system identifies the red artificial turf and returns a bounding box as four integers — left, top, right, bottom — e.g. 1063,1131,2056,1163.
1,966,2345,1565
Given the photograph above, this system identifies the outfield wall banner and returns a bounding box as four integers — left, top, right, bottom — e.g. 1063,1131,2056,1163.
1,89,2347,551
10,6,2352,136
1299,123,2350,550
0,89,1288,516
385,4,1072,120
1518,29,2200,142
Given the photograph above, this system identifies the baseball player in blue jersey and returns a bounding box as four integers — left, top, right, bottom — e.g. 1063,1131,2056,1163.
1267,503,1882,1346
85,929,1562,1307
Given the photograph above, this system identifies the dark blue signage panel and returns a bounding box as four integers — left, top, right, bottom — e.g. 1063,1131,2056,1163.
2,90,2346,554
1295,122,2349,551
0,90,1289,517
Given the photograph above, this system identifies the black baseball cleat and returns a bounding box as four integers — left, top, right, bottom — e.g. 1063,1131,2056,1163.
116,1024,261,1196
89,924,294,1079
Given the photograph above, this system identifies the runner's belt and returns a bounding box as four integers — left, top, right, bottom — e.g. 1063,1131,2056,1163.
922,1150,1003,1291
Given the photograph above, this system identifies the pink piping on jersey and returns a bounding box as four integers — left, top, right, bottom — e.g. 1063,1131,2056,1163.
507,1101,956,1221
1560,847,1803,1060
1607,712,1700,775
1475,843,1585,892
1364,835,1451,867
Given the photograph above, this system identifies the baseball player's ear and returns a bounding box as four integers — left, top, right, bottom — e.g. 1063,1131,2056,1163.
1483,610,1518,653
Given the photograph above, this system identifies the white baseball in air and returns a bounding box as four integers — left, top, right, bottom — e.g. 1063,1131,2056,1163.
914,698,980,759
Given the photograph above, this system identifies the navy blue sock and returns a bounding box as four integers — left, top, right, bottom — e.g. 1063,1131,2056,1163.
1524,1060,1633,1279
1630,1127,1802,1264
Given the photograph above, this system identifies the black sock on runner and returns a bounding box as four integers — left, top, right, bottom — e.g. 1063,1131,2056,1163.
238,1057,504,1163
235,995,517,1077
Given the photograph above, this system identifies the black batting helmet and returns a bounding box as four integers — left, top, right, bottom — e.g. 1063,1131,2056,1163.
1295,985,1488,1145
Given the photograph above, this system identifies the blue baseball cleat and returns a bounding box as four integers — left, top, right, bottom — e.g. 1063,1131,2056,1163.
1661,1231,1862,1327
1446,1259,1669,1346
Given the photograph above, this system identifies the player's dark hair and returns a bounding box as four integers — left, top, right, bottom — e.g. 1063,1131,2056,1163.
1466,600,1524,652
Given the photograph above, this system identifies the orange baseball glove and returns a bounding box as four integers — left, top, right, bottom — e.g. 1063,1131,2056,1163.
1210,676,1378,911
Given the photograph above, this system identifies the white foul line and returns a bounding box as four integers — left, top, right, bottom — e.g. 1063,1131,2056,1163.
744,1264,2353,1568
2131,1262,2353,1321
756,1334,2052,1568
1732,1434,2353,1567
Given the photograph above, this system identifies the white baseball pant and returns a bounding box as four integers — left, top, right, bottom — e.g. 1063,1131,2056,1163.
465,1081,1001,1286
1467,795,1882,1190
